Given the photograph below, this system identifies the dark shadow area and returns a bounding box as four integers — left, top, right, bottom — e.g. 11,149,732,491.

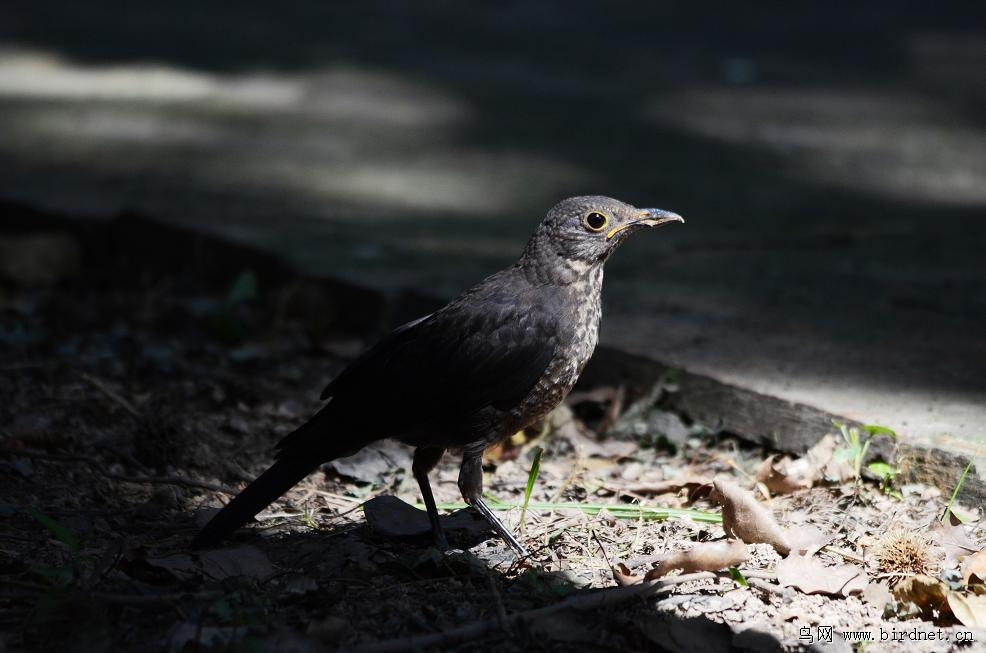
1,2,985,441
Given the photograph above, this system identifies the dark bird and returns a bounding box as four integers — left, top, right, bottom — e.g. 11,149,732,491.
192,196,683,554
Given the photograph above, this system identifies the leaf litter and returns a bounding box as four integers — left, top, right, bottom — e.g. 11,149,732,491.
1,216,984,652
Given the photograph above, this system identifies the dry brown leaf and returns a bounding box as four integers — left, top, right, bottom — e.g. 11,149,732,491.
756,455,811,495
646,539,749,579
612,562,641,586
893,575,951,622
862,580,894,609
930,513,979,570
947,591,986,628
755,434,849,495
776,555,868,596
785,525,831,557
712,478,791,555
813,433,854,482
945,590,986,628
963,547,986,586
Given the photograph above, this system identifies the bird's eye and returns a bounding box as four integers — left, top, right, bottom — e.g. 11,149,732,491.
583,211,609,232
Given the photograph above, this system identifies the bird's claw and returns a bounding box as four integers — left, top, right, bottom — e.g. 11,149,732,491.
468,498,530,557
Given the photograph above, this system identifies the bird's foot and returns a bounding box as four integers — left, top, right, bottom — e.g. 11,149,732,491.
467,498,530,557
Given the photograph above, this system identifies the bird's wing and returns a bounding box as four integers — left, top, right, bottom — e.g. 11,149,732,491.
284,283,559,451
319,314,430,401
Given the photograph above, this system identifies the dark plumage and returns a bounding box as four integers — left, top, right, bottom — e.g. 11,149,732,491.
192,196,683,554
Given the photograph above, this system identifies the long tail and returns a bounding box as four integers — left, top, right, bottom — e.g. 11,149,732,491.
191,456,319,549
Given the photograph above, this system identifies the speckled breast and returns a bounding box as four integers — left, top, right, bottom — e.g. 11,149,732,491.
504,269,604,436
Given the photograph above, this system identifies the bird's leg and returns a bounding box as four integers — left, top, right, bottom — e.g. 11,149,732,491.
458,451,530,557
412,446,448,550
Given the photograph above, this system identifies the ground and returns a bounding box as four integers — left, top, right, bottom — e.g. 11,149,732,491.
1,215,983,652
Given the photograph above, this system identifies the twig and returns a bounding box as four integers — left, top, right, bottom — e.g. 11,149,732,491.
341,572,717,653
79,372,141,418
821,545,866,565
591,529,613,568
734,569,776,580
746,578,793,599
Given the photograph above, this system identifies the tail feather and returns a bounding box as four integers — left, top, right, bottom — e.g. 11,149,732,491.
191,457,318,549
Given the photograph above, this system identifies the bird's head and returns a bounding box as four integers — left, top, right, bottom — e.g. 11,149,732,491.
520,195,683,283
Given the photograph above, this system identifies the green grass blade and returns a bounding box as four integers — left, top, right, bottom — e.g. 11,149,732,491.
432,500,721,524
943,461,973,523
519,446,543,533
728,567,749,587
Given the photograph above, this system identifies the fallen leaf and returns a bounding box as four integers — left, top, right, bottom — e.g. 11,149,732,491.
784,525,831,557
946,591,986,628
931,513,979,570
363,495,432,537
893,575,951,622
362,495,491,540
198,545,273,581
756,455,810,495
963,547,986,586
755,435,848,495
862,580,894,609
646,540,750,579
712,478,791,555
776,555,868,596
612,562,641,586
816,434,855,482
326,441,412,485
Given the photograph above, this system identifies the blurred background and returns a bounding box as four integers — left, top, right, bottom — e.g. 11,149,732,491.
1,1,984,450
